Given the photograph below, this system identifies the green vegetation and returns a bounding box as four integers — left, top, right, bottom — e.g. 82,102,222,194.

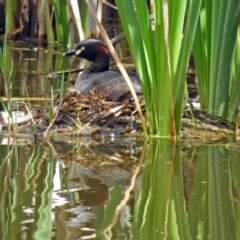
52,0,70,44
0,35,15,133
43,73,69,137
115,0,240,137
115,0,202,137
193,1,240,122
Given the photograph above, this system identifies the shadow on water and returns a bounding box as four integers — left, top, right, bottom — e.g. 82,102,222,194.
0,137,240,240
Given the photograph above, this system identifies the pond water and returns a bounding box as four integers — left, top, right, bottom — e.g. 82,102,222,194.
0,41,71,98
0,42,240,240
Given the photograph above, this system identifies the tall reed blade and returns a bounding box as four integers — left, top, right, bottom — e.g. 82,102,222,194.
116,0,201,137
52,0,70,44
193,0,240,122
44,0,55,43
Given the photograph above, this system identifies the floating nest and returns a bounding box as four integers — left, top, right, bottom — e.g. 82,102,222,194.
32,91,145,136
0,90,236,140
34,91,236,139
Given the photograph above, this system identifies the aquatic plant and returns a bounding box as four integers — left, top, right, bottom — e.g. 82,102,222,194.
43,73,69,137
115,0,240,137
115,0,201,137
52,0,70,44
193,1,240,123
0,35,14,133
0,36,32,135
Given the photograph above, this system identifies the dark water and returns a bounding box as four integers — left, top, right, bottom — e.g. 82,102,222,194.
0,43,240,240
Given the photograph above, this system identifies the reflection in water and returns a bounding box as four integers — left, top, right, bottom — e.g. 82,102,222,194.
0,137,143,240
0,138,240,239
0,42,70,98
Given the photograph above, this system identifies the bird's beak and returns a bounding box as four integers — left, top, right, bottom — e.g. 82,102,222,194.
63,49,76,56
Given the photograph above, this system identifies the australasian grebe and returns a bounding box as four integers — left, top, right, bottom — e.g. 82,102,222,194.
64,39,142,101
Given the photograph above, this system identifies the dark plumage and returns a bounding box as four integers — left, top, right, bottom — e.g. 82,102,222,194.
64,39,142,100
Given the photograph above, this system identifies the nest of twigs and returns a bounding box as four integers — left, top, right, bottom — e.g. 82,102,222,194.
4,89,234,139
33,91,145,136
